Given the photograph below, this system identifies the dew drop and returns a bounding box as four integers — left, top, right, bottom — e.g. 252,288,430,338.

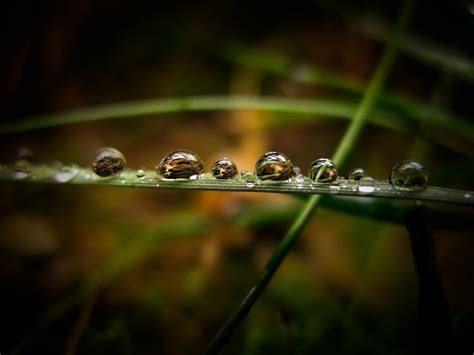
358,177,375,193
246,180,256,188
14,170,30,180
212,158,237,179
349,168,365,181
255,151,293,181
295,175,305,184
157,149,204,179
389,160,428,191
189,174,200,180
136,169,146,179
92,147,126,177
54,165,79,183
465,193,471,199
309,158,338,183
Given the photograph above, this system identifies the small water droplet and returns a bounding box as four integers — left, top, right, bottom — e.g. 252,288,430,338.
349,168,365,181
14,170,30,180
189,174,200,180
212,158,237,179
255,151,293,181
309,158,338,183
157,149,204,179
292,166,301,176
295,175,305,184
358,177,375,193
246,180,256,188
54,166,79,183
389,160,428,191
92,147,126,177
156,183,160,187
136,169,146,179
329,185,340,193
465,193,471,199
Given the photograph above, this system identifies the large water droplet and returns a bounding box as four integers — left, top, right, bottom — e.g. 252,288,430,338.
349,168,365,181
389,160,428,191
157,149,204,179
212,158,237,179
358,176,375,193
92,147,126,177
136,169,146,179
255,151,293,181
309,158,338,183
54,166,79,183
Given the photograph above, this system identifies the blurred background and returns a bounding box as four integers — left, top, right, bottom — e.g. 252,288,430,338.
1,0,474,354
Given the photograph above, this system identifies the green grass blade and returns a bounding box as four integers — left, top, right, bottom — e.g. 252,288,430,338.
0,166,471,206
204,1,415,353
0,96,403,135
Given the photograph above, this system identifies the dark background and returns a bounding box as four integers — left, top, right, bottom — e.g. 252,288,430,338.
1,0,473,354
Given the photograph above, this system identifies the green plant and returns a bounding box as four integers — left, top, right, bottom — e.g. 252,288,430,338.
1,1,473,354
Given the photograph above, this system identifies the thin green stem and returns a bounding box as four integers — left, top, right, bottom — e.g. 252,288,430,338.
204,1,415,354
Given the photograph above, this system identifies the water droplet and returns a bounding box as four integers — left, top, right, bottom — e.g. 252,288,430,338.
295,175,305,184
92,147,126,177
14,170,30,180
292,166,301,176
212,158,237,179
329,185,340,193
136,169,146,179
389,160,428,191
358,177,375,193
309,158,338,183
465,193,471,199
255,151,293,181
15,159,32,173
189,174,200,180
156,183,160,187
349,168,365,181
54,166,79,183
157,149,204,179
246,180,256,188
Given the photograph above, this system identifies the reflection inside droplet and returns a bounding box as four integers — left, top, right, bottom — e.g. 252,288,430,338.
157,149,204,179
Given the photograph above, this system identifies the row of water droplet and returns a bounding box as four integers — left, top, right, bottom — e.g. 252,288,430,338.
89,148,429,192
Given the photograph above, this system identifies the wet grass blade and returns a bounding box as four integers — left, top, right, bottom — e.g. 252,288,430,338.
0,166,472,206
204,1,415,353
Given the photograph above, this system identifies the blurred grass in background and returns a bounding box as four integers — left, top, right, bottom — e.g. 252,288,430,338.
0,0,473,354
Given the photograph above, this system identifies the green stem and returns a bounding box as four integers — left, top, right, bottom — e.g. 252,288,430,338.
204,1,415,354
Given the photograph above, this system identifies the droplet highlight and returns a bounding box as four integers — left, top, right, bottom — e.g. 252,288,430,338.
157,149,204,179
54,166,79,183
92,147,126,177
136,169,146,179
309,158,338,183
358,177,375,193
389,160,428,191
255,151,293,181
212,158,238,179
349,168,365,181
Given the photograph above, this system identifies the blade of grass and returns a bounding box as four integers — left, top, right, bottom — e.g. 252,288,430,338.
315,0,474,82
204,1,415,353
0,95,404,135
1,167,472,206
